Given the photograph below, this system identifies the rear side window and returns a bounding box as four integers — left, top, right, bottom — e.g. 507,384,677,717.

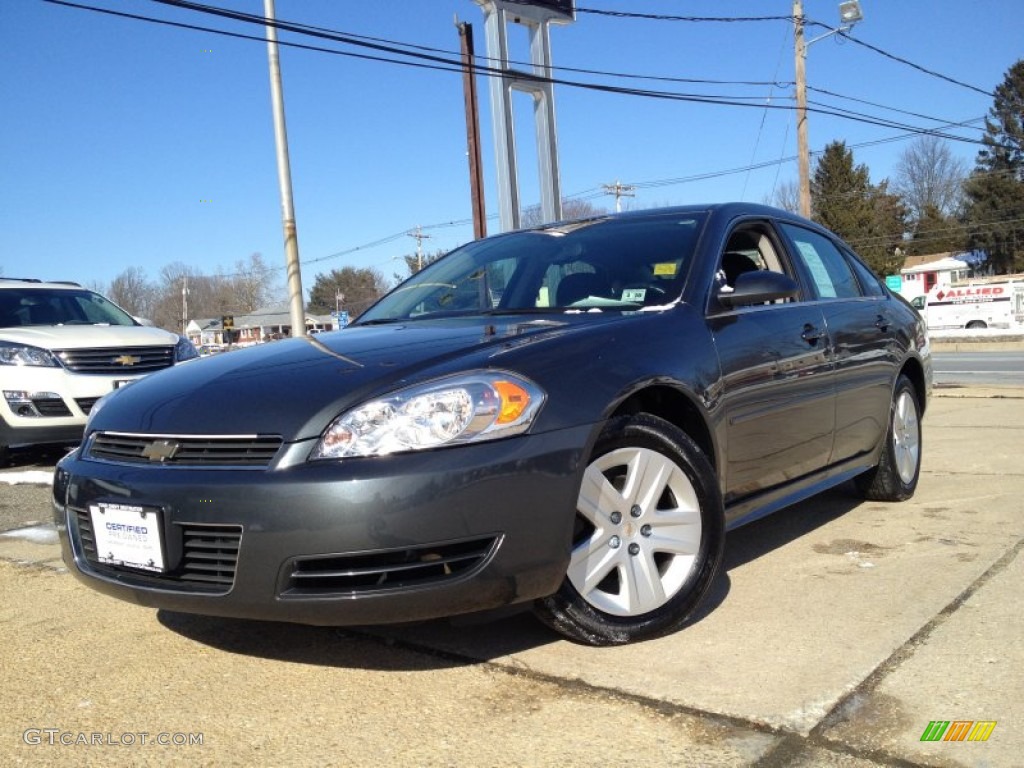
779,223,861,299
844,250,886,296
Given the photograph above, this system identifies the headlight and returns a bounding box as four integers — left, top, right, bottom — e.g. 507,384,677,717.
0,340,60,367
311,371,546,460
175,335,199,362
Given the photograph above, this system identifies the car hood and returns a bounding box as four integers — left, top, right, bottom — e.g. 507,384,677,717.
86,315,625,442
0,324,181,349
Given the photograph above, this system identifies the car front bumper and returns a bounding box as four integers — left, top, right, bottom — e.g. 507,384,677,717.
54,426,592,626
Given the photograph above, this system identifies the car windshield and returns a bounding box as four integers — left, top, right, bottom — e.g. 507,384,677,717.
0,288,138,328
357,212,707,324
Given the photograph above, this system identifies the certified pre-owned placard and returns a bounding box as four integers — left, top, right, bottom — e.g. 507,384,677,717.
89,503,165,571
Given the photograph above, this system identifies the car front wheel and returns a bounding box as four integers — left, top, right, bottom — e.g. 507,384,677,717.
534,413,724,645
855,374,922,501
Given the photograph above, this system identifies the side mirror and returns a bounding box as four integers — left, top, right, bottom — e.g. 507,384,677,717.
718,271,799,308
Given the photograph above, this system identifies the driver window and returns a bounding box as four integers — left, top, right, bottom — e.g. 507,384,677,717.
718,227,785,289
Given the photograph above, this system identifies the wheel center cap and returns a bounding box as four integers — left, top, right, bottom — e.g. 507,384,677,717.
623,521,638,538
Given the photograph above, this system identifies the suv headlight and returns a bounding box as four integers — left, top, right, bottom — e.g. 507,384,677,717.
0,340,60,367
311,371,546,460
175,336,199,362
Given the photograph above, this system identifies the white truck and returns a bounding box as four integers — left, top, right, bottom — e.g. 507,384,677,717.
910,279,1024,330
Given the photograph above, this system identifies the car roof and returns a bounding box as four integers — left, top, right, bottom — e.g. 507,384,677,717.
0,278,85,291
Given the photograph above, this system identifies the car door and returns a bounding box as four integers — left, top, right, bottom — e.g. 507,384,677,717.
777,222,895,465
706,223,836,506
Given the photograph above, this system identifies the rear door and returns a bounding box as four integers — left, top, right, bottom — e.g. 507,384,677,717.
777,222,896,466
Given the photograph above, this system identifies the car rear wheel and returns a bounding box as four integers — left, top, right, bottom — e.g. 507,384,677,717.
534,413,724,645
855,374,921,501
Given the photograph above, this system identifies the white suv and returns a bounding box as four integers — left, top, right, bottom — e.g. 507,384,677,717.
0,279,198,463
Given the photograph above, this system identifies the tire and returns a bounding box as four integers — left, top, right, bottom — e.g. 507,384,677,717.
534,413,724,646
855,374,922,501
965,320,987,330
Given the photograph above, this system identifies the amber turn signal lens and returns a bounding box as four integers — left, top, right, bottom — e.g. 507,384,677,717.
493,380,530,424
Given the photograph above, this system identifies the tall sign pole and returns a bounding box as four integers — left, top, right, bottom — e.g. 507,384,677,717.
264,0,306,338
473,1,574,231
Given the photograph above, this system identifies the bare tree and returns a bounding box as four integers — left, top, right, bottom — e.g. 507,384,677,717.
108,267,156,319
520,198,606,229
226,253,281,313
894,135,968,221
767,180,801,214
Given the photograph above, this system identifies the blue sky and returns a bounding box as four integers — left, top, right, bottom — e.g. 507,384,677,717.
2,1,1021,299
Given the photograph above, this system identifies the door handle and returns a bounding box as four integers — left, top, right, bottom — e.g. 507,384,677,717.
801,323,825,344
875,314,890,332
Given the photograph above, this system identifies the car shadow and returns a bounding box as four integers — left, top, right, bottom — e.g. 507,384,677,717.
157,483,866,668
1,443,77,469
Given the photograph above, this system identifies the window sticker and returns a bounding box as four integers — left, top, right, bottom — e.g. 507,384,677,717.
622,288,647,303
653,263,677,276
795,241,837,298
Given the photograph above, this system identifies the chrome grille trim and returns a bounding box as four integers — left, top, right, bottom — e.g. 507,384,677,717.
87,432,283,467
55,345,175,374
280,536,501,597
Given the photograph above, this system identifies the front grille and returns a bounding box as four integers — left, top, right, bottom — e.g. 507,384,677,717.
33,396,72,416
75,397,101,415
74,507,241,593
281,536,500,597
56,345,175,374
87,432,282,467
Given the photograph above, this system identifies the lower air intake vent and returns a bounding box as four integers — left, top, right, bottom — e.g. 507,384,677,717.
281,536,500,597
74,507,241,594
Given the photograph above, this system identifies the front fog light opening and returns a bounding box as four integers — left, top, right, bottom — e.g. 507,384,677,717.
4,390,61,418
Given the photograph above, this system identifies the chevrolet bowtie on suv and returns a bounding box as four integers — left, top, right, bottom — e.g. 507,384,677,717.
0,279,197,463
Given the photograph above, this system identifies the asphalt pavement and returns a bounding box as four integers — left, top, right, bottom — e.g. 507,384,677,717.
1,386,1021,767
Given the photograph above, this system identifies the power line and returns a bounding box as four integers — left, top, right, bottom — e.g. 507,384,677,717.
42,0,990,146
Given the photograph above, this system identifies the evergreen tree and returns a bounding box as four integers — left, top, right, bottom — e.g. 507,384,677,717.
905,203,966,256
307,267,389,319
811,141,906,276
963,59,1024,273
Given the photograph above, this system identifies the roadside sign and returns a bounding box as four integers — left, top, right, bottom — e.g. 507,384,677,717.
885,275,902,292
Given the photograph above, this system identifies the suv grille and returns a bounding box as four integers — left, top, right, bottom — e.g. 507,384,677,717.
281,536,500,597
56,345,175,374
87,433,282,467
74,508,241,593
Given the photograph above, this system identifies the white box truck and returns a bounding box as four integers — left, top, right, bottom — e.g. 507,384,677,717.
910,279,1024,330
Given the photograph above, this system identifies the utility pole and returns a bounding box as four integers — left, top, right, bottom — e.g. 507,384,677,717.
181,275,188,335
408,226,433,272
264,0,306,338
793,0,811,218
457,19,487,240
602,180,636,213
794,1,864,220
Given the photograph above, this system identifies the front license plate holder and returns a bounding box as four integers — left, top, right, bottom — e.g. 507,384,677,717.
89,503,165,572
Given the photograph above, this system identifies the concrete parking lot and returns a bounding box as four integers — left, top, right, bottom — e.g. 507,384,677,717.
1,386,1021,767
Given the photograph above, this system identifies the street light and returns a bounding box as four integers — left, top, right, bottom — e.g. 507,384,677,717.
794,0,863,218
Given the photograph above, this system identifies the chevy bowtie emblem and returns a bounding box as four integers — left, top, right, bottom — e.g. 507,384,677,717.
114,354,142,367
141,439,180,462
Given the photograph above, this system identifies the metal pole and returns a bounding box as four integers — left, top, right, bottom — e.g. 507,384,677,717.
458,20,487,240
794,0,811,218
264,0,306,338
